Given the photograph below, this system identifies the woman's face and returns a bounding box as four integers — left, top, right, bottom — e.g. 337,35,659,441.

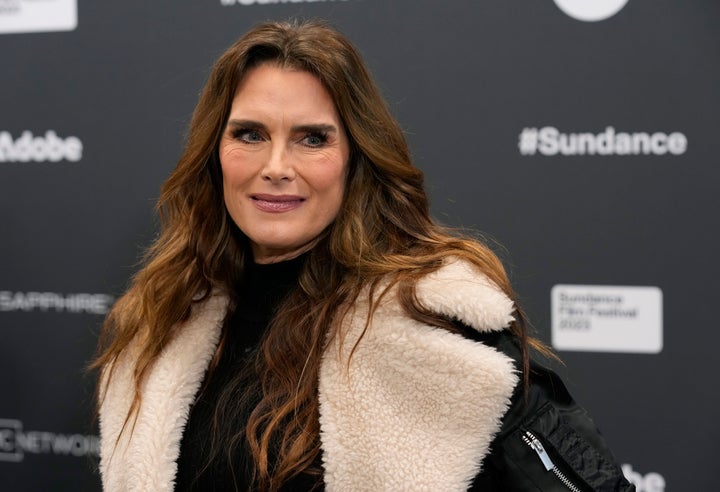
219,63,350,264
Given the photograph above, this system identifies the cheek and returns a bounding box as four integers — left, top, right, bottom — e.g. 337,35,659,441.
322,171,348,223
219,160,253,220
220,151,255,190
314,150,348,186
315,161,347,205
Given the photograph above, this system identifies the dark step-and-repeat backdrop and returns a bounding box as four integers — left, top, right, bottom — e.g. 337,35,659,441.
2,1,718,490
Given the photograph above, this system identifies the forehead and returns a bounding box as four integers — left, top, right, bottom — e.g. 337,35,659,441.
229,63,339,120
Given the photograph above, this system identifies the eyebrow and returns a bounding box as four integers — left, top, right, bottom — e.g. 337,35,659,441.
227,119,338,134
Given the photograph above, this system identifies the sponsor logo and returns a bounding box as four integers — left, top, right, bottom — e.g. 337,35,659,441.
220,0,346,5
622,464,666,492
0,291,113,315
0,418,99,462
0,130,83,163
551,285,663,353
0,0,77,35
518,126,687,157
553,0,629,22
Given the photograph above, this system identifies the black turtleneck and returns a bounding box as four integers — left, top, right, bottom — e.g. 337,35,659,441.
175,255,322,492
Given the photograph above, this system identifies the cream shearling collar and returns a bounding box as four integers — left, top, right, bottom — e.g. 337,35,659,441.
99,259,518,492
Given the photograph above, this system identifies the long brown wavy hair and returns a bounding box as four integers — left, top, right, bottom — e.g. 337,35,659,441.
94,19,544,491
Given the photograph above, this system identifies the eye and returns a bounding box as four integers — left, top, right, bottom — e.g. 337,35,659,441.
232,128,264,144
301,131,329,148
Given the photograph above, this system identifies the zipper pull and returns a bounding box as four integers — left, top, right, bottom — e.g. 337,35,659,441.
522,430,555,471
521,430,584,492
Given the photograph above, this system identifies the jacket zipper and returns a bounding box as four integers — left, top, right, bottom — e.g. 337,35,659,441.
522,430,582,492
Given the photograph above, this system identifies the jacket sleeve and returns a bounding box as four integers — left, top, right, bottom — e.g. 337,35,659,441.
459,329,635,492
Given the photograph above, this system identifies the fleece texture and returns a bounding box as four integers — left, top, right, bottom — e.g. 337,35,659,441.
99,294,228,492
99,259,518,492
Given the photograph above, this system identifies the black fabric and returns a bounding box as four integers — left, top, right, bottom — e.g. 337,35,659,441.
465,329,635,492
175,254,323,492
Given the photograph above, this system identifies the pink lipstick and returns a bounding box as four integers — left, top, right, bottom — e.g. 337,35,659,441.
251,194,304,213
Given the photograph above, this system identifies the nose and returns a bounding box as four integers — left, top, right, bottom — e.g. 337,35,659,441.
261,143,295,183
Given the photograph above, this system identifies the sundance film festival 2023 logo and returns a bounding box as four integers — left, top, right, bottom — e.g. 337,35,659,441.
551,285,663,354
0,0,77,34
518,127,687,157
0,130,83,163
0,419,99,462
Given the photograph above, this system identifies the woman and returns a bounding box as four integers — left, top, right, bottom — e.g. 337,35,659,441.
94,20,632,492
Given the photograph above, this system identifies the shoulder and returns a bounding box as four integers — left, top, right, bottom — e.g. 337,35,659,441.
328,257,520,401
351,256,515,335
414,257,516,333
326,257,520,416
99,291,229,412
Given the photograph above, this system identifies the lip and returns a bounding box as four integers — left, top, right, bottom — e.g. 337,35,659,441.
250,194,305,213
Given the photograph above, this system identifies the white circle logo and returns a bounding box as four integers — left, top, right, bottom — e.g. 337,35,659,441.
553,0,629,22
